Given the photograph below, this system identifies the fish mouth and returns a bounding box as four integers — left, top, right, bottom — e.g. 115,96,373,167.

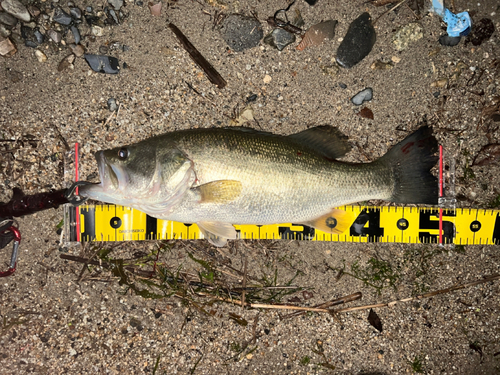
79,151,128,200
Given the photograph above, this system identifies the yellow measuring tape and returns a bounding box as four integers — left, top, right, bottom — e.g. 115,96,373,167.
65,205,500,245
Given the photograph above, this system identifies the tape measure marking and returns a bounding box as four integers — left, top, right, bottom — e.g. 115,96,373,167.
68,205,500,245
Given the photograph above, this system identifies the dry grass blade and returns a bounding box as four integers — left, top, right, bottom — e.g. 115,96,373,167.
334,274,500,313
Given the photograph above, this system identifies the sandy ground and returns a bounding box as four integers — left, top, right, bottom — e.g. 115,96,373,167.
1,0,500,373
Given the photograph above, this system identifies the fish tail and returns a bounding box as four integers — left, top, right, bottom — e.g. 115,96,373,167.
379,126,439,205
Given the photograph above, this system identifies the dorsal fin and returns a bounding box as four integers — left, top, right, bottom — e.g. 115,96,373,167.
288,126,351,160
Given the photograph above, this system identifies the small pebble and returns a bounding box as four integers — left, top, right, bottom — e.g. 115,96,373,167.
0,36,16,56
391,55,401,63
69,43,85,57
86,6,93,12
339,82,347,89
47,29,62,43
433,91,440,98
57,54,75,71
263,28,295,51
92,25,104,36
84,54,120,74
70,25,80,44
107,98,118,111
263,74,272,84
99,45,109,54
219,14,263,52
70,7,81,19
34,49,47,62
53,7,72,25
0,24,11,37
0,0,30,22
351,87,373,105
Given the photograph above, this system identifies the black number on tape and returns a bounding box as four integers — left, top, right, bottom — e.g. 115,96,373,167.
349,208,384,242
493,213,500,245
418,209,455,244
278,224,315,240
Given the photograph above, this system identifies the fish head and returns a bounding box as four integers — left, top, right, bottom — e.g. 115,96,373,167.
79,140,195,215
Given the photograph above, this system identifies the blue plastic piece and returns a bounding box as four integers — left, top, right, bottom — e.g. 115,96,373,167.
431,0,471,37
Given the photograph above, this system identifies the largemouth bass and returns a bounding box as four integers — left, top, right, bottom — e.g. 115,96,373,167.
79,126,438,246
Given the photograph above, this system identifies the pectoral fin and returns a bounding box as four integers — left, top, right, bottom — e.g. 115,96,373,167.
197,221,237,247
302,208,352,234
195,180,242,204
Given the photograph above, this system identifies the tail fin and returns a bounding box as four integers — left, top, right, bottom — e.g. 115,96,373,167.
379,126,438,205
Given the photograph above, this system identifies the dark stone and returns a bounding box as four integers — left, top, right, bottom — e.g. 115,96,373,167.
0,11,18,28
304,0,319,4
70,7,82,19
219,14,263,52
336,12,376,68
108,8,119,24
84,54,120,74
70,26,80,44
53,7,72,25
433,91,440,98
21,26,41,47
439,35,461,47
263,28,295,51
339,82,347,89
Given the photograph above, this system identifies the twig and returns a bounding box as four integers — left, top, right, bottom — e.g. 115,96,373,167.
334,274,500,313
241,257,247,310
282,292,362,319
167,22,226,89
373,0,409,26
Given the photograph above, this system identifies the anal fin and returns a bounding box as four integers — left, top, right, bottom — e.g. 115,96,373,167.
302,208,353,234
197,221,237,247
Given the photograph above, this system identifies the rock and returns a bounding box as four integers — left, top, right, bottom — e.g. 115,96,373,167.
431,78,448,88
107,98,118,111
108,8,118,24
336,13,376,68
439,35,461,47
304,0,319,4
370,60,393,70
21,26,42,48
53,7,72,25
0,11,17,28
393,23,423,51
27,5,40,18
34,49,47,62
69,43,85,57
0,35,16,56
263,74,272,84
70,7,81,19
108,0,123,11
297,20,337,51
92,25,104,36
263,28,295,51
219,14,263,52
351,87,373,105
47,29,62,43
0,0,30,22
0,24,11,37
57,54,75,71
70,25,80,44
84,54,120,74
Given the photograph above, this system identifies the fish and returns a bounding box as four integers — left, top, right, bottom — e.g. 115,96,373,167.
78,126,438,246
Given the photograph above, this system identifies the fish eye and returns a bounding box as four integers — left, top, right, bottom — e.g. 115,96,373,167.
117,148,129,160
